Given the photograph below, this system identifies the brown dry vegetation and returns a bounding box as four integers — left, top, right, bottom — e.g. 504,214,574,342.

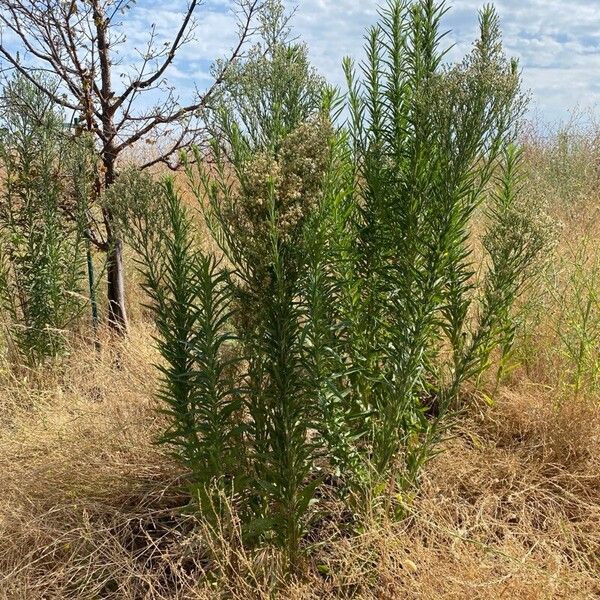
0,124,599,599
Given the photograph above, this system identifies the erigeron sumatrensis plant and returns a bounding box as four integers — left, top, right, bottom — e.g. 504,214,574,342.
0,75,89,364
312,0,551,501
107,171,243,524
115,0,555,570
188,114,334,565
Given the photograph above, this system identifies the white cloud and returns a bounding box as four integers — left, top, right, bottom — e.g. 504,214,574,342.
285,0,600,125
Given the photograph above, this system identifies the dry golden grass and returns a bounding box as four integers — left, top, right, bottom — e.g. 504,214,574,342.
0,324,597,599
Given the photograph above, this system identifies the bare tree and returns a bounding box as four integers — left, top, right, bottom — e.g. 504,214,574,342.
0,0,261,334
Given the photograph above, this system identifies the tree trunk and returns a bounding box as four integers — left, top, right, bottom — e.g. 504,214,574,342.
103,160,129,335
106,235,128,334
93,0,129,336
103,151,128,335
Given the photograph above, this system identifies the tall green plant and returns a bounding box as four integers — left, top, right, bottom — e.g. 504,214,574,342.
464,145,556,390
107,172,242,515
324,0,532,496
186,1,332,563
0,75,88,364
189,119,334,563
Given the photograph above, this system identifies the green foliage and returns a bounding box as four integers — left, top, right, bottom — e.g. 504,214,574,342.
0,75,89,364
473,145,557,385
310,0,531,497
213,0,325,154
180,1,333,564
114,0,553,569
108,172,242,516
191,108,332,568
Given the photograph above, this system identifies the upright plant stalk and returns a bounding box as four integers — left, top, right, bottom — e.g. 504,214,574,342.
184,1,333,565
458,144,555,392
330,0,528,496
190,120,332,563
86,240,100,336
108,173,241,516
0,75,88,364
69,133,101,347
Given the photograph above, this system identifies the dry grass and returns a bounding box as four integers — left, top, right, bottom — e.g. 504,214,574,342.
0,325,597,599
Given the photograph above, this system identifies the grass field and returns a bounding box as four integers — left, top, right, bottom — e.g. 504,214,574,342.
0,121,598,599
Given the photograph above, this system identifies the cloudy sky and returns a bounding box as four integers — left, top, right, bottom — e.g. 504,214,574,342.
3,0,599,127
127,0,599,128
290,0,600,126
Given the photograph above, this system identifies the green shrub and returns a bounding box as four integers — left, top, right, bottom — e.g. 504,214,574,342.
107,171,244,521
0,75,89,364
118,0,554,569
306,0,534,499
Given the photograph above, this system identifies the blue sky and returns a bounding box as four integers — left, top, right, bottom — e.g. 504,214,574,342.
127,0,599,127
3,0,599,127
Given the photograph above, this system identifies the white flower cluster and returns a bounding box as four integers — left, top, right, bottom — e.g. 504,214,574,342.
223,117,332,263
